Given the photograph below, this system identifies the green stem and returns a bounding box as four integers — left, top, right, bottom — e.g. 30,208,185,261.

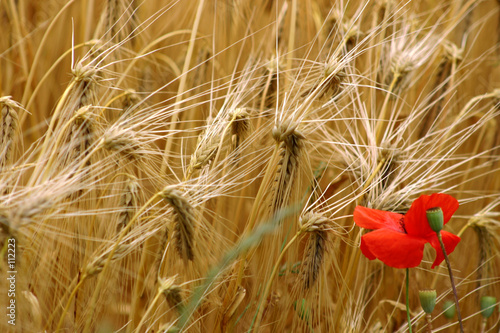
437,232,464,333
406,268,413,333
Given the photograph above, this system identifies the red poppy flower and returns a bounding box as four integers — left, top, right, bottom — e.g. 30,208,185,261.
353,193,461,269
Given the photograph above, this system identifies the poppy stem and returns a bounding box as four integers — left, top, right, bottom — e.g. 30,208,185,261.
425,313,433,333
437,231,464,333
406,268,413,333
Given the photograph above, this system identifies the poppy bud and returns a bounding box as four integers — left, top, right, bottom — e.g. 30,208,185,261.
443,300,455,319
426,207,444,232
419,290,437,314
480,296,497,318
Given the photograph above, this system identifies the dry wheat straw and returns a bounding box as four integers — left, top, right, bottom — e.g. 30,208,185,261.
420,41,463,136
160,0,206,175
260,57,279,111
285,0,298,91
253,210,330,331
4,1,500,332
56,244,129,332
105,0,119,40
28,62,100,186
19,0,76,122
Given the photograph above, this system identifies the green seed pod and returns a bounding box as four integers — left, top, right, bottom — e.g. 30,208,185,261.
443,300,455,319
419,290,437,314
480,296,497,318
426,207,444,232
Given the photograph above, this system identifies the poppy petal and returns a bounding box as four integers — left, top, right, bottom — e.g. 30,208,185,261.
427,231,461,269
354,206,404,232
405,193,459,237
360,236,376,260
361,229,427,268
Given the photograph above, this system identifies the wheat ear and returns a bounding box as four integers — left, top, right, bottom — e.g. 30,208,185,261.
270,120,305,214
0,97,20,171
117,177,140,231
161,186,196,262
299,213,333,290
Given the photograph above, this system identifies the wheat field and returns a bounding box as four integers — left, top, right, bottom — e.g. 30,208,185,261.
1,0,499,332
